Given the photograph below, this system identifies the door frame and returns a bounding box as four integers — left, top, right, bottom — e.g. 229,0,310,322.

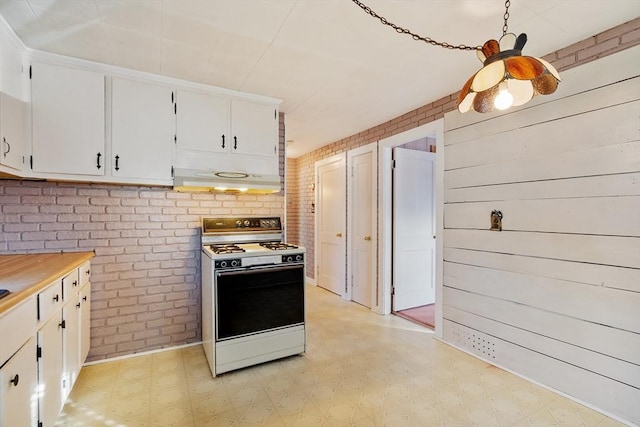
314,153,347,297
377,119,444,338
346,142,378,306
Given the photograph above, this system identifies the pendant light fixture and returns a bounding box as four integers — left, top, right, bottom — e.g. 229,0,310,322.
352,0,561,114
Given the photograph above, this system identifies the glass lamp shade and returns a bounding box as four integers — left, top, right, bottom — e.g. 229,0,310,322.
458,33,561,113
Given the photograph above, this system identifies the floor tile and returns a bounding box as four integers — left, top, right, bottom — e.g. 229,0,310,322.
56,284,626,426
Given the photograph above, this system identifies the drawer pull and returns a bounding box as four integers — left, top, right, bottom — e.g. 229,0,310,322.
53,294,59,302
10,374,19,386
83,296,87,302
86,269,90,275
73,280,78,287
59,320,66,329
76,303,81,309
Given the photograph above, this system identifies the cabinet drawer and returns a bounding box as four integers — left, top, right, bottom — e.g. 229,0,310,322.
38,281,63,325
79,261,91,288
0,337,38,427
62,269,80,303
0,297,37,365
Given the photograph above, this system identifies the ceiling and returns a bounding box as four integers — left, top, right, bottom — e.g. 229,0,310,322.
0,0,638,158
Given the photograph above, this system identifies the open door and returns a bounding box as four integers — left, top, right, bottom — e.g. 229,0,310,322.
392,147,435,311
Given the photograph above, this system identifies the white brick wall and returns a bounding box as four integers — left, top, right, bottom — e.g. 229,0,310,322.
0,181,284,361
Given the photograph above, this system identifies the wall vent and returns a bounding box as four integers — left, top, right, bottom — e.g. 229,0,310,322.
448,322,497,360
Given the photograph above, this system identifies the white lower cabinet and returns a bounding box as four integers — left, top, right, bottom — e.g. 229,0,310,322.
0,337,38,427
62,295,80,401
37,310,64,427
79,283,91,363
0,260,91,427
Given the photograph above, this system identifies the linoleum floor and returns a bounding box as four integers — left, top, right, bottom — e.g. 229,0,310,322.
56,284,624,426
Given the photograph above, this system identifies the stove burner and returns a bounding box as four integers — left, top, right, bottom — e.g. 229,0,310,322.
259,242,299,251
210,244,245,254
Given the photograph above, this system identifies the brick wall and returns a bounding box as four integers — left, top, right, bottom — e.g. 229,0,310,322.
0,114,286,362
288,17,640,279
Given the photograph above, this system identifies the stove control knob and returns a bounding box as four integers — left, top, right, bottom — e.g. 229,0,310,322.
286,256,293,263
220,261,228,268
244,220,250,227
236,220,242,227
231,259,239,267
295,254,303,261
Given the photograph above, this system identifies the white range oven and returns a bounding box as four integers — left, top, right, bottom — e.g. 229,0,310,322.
200,216,305,376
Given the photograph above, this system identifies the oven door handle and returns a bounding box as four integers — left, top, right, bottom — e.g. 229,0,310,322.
216,263,303,277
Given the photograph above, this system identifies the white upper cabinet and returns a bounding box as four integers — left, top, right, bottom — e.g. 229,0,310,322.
0,92,25,171
230,98,278,159
176,89,229,154
0,28,24,99
110,77,175,183
175,90,279,175
31,62,105,176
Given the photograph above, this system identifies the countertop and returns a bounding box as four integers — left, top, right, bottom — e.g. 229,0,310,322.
0,252,94,315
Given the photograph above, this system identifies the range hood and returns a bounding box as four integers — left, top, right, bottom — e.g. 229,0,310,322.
173,168,281,194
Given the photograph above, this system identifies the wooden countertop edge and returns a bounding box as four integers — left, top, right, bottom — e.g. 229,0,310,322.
0,252,95,315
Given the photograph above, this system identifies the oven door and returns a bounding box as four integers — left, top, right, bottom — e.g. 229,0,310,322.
215,263,304,341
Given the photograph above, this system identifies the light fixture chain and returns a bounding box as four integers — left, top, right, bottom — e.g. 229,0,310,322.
351,0,481,51
503,0,511,35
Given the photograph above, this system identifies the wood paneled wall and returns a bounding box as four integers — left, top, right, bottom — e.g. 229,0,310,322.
441,46,640,425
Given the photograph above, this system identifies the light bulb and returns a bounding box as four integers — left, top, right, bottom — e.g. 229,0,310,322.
494,81,514,110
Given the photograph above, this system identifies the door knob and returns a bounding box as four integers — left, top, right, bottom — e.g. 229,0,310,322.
336,233,342,238
364,235,371,241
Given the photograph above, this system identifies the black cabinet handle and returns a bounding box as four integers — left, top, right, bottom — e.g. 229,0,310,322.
96,153,102,170
115,155,120,171
73,280,78,287
221,135,225,149
10,374,19,386
233,136,237,150
59,320,66,329
53,294,59,302
2,137,9,157
86,269,90,275
83,296,87,301
76,302,81,309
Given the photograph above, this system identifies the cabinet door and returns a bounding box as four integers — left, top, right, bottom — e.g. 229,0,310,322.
0,31,24,98
111,77,175,181
176,89,230,154
230,99,278,158
62,296,80,402
0,92,25,171
0,337,38,427
37,311,64,427
31,62,105,176
79,283,91,363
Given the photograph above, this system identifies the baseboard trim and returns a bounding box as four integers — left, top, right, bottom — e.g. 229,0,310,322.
83,341,202,366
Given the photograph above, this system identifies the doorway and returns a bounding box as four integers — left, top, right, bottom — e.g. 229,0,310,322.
378,120,444,338
392,146,436,328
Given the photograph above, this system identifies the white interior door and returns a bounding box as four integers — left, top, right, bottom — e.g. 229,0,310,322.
316,154,346,295
348,144,377,308
392,147,436,311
